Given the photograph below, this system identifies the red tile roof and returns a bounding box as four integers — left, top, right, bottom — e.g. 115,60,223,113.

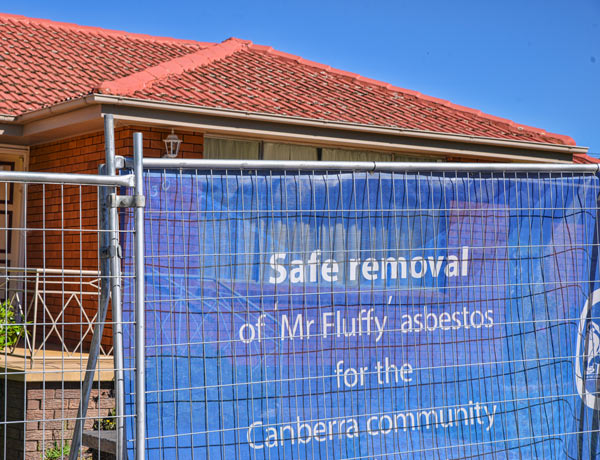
573,153,600,164
0,13,207,115
0,14,576,147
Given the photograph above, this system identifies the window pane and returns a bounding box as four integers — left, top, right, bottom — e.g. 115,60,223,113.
204,138,260,159
322,148,394,162
394,154,437,162
263,143,318,161
322,148,437,162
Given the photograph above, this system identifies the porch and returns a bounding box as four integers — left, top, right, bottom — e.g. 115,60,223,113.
0,266,116,459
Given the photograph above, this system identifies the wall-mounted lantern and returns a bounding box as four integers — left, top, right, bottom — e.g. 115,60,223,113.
163,129,182,158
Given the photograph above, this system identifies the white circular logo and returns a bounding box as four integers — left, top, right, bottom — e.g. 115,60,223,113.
575,288,600,409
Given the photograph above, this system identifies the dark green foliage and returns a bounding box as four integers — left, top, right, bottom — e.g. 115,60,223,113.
93,408,117,431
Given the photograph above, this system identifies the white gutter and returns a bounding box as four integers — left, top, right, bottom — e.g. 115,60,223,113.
6,94,589,155
89,94,588,155
15,96,97,123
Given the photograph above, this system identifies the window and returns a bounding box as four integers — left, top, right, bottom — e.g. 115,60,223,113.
204,137,437,162
322,147,437,162
263,143,318,161
203,138,260,159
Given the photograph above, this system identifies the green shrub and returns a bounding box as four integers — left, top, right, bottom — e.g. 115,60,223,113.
44,441,70,460
0,300,25,351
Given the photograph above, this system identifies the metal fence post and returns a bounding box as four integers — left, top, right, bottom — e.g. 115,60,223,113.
68,183,112,460
133,132,146,460
104,114,127,460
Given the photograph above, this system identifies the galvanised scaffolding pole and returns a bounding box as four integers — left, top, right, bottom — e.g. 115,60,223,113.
124,157,600,173
104,114,127,460
133,132,146,460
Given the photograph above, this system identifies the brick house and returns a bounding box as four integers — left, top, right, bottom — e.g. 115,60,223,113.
0,12,596,459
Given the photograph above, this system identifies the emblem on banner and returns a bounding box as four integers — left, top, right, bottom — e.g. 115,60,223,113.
576,288,600,409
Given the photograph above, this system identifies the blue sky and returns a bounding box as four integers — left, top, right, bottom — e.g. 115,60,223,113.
5,1,599,154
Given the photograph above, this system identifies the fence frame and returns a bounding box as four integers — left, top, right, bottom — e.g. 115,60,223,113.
113,144,600,459
69,118,144,460
0,166,134,459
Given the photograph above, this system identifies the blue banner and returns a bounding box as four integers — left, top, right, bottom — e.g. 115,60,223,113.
122,170,600,459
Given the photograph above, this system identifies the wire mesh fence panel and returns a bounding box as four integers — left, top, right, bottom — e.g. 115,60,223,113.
0,174,130,460
120,165,600,460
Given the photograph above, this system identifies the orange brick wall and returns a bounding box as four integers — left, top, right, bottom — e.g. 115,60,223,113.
27,126,204,350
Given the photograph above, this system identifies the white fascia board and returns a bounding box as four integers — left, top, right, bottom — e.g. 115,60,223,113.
6,94,588,159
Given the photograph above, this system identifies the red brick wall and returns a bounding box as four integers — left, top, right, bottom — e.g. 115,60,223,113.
1,380,114,460
27,126,204,350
